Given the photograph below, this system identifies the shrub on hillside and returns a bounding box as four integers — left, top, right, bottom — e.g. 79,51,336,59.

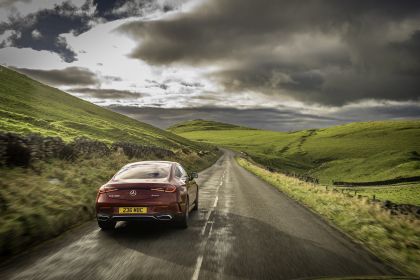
0,132,179,167
111,141,175,159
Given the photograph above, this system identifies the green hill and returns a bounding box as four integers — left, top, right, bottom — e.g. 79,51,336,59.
0,65,206,151
168,119,255,133
169,119,420,185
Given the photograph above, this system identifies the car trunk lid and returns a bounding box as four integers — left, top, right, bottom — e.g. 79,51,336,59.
104,181,175,201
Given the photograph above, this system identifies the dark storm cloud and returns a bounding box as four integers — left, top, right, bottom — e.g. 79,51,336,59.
0,1,91,62
0,0,181,62
67,87,141,99
389,30,420,76
92,0,163,21
119,0,420,105
12,66,99,85
338,103,420,121
108,104,420,132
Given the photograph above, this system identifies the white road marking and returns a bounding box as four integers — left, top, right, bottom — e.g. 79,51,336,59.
208,221,214,237
191,170,226,280
212,195,219,208
191,255,204,280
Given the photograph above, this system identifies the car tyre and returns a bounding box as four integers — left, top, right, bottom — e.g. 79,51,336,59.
192,188,199,211
98,220,116,231
175,198,189,229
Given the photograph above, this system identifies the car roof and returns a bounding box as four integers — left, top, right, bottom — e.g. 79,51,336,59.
112,161,176,182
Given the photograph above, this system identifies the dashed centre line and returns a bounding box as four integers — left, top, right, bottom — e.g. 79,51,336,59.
191,170,226,280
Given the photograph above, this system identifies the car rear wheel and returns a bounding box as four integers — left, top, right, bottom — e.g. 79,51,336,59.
192,188,199,211
175,198,189,229
98,220,116,231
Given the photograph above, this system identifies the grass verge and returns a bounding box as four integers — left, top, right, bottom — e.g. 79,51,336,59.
340,184,420,206
236,157,420,277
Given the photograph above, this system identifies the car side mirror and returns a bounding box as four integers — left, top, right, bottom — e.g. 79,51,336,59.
190,172,198,179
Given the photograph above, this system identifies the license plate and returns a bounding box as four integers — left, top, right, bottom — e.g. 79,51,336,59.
118,207,147,214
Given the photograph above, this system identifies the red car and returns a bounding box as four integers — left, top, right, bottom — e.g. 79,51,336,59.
95,161,199,230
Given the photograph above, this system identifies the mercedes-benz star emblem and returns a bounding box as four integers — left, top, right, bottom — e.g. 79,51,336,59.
129,190,136,196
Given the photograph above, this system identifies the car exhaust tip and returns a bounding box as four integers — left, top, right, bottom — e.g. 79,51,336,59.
156,215,173,221
97,214,110,221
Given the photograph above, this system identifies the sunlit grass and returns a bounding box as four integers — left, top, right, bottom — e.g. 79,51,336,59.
341,184,420,206
237,157,420,277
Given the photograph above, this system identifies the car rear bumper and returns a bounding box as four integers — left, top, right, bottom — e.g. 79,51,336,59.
97,213,177,222
96,202,186,223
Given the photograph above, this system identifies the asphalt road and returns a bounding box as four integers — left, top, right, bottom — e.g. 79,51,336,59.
0,150,400,280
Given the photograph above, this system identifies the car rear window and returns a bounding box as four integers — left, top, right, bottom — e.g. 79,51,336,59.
113,163,171,180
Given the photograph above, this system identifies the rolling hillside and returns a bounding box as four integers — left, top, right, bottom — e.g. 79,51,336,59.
169,119,420,185
0,65,207,151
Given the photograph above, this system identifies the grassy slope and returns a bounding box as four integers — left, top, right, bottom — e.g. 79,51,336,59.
169,119,420,185
237,158,420,277
0,65,209,151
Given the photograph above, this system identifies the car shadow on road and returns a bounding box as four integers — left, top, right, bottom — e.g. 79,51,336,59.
99,210,398,280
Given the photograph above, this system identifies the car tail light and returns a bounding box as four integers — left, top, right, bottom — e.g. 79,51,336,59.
151,185,177,193
99,207,112,213
98,187,118,194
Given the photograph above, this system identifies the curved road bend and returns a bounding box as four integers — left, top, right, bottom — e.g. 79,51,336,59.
0,150,400,280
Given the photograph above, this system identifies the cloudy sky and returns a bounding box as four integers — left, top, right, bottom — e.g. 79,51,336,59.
1,0,420,131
